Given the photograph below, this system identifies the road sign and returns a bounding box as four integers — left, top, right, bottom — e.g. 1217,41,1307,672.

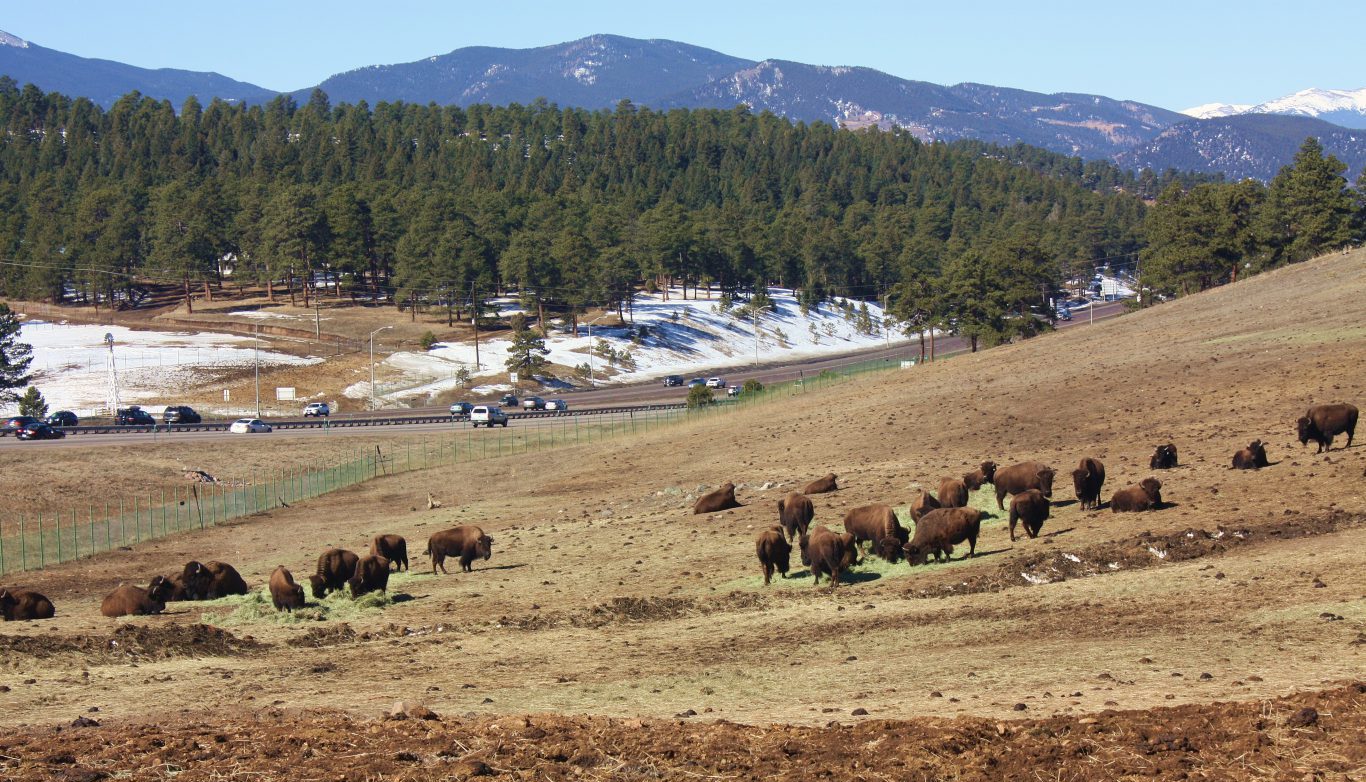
509,372,519,384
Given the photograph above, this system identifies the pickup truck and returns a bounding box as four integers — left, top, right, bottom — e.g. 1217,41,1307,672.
469,405,509,428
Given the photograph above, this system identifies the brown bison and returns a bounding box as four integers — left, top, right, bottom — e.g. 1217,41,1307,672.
427,525,494,574
755,526,792,585
0,588,55,620
1111,478,1163,512
370,534,409,571
937,477,969,508
269,566,306,611
693,482,742,514
204,561,249,597
909,489,941,522
776,492,815,541
100,576,173,618
962,461,997,491
802,473,839,494
1149,443,1178,470
993,461,1056,509
309,548,360,598
1009,489,1051,541
1072,457,1106,510
1232,440,1270,470
166,560,213,601
349,555,391,598
1298,403,1358,453
799,526,849,588
842,503,908,562
903,508,983,565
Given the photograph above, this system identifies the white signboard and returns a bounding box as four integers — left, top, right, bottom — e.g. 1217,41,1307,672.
509,372,519,384
223,389,230,401
275,387,297,401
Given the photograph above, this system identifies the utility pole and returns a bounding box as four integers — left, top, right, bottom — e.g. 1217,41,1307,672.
752,306,760,367
470,282,480,370
369,325,393,411
254,325,261,418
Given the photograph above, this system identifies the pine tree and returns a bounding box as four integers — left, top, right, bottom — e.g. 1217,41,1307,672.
0,303,34,406
17,386,47,417
1259,137,1356,266
504,328,550,376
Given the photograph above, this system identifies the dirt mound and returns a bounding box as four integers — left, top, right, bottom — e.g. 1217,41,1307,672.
0,624,262,664
501,592,768,630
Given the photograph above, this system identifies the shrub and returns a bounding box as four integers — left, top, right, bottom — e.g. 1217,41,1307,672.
686,384,714,409
742,379,764,394
419,331,438,350
17,386,47,418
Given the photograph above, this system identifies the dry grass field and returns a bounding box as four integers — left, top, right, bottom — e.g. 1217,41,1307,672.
0,250,1363,780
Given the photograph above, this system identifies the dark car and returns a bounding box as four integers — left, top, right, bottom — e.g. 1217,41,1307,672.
663,375,684,387
16,422,65,441
46,410,79,427
687,378,707,388
449,401,474,419
499,393,519,408
115,407,156,426
1,415,42,436
162,405,202,424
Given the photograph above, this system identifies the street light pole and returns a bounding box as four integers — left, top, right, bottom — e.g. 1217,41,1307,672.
369,325,393,411
254,326,261,418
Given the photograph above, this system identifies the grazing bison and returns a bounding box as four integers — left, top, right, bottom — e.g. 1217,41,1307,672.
100,576,173,618
776,492,815,541
370,534,409,571
903,508,983,565
166,560,213,601
1072,457,1106,511
693,482,742,514
963,461,997,491
937,477,969,508
1298,403,1358,453
349,555,391,598
802,473,839,495
1111,478,1163,512
799,526,849,588
204,561,249,597
269,566,306,611
755,526,792,585
842,503,908,562
1009,489,1052,541
428,526,494,574
993,461,1056,509
909,489,941,522
309,548,360,599
1150,444,1179,470
0,588,55,620
1232,440,1270,470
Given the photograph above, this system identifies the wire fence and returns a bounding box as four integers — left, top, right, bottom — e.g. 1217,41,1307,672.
0,353,916,576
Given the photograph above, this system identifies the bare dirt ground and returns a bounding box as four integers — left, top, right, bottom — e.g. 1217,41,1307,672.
0,250,1363,780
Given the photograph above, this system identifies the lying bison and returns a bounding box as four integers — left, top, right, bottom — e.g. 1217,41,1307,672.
842,503,907,563
693,482,742,514
309,548,359,599
349,555,391,598
370,534,409,571
799,526,850,588
1298,403,1357,453
1072,457,1106,511
1232,440,1270,470
993,461,1056,510
1009,489,1051,541
166,560,213,601
963,461,997,491
204,561,249,597
909,489,941,522
755,526,792,585
0,588,55,620
802,473,839,495
101,576,173,618
937,477,969,508
269,566,306,611
428,525,493,574
1111,478,1163,512
776,492,814,541
1149,444,1178,470
903,508,983,565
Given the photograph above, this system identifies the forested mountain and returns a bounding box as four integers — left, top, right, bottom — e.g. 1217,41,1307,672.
1117,114,1366,182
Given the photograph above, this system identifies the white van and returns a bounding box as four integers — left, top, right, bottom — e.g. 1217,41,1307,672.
470,405,509,428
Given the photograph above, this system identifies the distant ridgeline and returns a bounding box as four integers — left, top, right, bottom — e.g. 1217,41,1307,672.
0,81,1355,348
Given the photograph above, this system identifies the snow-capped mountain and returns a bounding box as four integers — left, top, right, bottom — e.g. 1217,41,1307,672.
1183,88,1366,129
1182,102,1253,119
0,30,29,48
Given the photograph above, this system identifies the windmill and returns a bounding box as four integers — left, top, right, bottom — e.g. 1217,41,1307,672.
104,332,121,416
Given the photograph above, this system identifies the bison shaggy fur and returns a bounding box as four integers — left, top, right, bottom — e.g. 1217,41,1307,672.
802,473,839,495
903,508,983,565
269,566,306,611
693,482,742,514
204,561,249,597
842,503,908,562
937,477,969,508
1071,457,1106,510
776,492,814,541
166,560,213,601
1150,444,1179,470
962,461,997,491
1110,478,1163,513
755,526,792,585
1009,489,1051,541
428,525,493,574
370,534,409,571
1232,440,1270,470
993,461,1056,509
348,555,391,598
909,489,941,522
1298,403,1357,453
0,588,55,620
799,526,849,588
100,576,173,618
309,548,359,599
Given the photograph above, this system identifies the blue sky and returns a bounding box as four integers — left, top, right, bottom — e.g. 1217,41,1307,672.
4,1,1362,110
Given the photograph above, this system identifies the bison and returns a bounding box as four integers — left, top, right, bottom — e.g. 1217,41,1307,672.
370,534,409,571
962,461,997,491
428,526,493,574
100,576,173,618
204,561,249,597
802,473,839,495
1072,457,1106,510
349,555,391,598
993,461,1056,509
693,482,742,514
937,477,969,508
1150,444,1178,470
166,560,213,601
776,492,815,541
841,503,908,562
1232,440,1270,470
269,566,306,611
755,526,792,585
0,588,55,620
799,526,849,588
1298,403,1358,453
1110,478,1163,512
903,508,983,565
909,489,941,522
309,548,360,599
1009,489,1051,541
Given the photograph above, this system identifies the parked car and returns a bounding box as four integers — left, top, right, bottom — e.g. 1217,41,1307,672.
545,399,568,411
302,402,330,417
1,415,43,436
521,396,545,410
162,405,202,424
46,410,79,427
727,386,741,397
663,375,685,387
449,401,474,419
687,378,707,388
115,407,156,426
16,422,65,440
499,394,519,408
706,377,727,388
470,405,509,428
229,418,272,434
